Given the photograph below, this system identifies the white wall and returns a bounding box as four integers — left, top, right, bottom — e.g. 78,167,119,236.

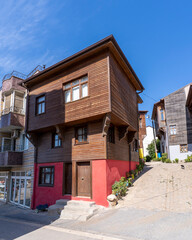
143,126,154,157
169,144,192,161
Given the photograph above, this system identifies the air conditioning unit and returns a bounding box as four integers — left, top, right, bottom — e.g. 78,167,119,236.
11,130,19,139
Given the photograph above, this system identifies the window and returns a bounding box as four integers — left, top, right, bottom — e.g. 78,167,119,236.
52,133,62,148
139,118,142,128
36,95,45,115
75,126,88,144
21,134,28,151
170,125,176,135
39,167,54,186
64,76,88,103
180,144,188,153
133,139,138,152
108,124,115,143
160,109,164,121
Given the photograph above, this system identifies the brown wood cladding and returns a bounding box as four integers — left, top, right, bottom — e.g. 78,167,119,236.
37,120,105,163
110,54,138,130
27,52,110,131
139,113,147,148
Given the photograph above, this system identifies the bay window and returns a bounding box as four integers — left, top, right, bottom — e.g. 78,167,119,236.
64,76,88,103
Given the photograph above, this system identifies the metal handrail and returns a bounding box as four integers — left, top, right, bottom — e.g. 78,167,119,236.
2,71,27,82
0,145,25,152
27,65,45,78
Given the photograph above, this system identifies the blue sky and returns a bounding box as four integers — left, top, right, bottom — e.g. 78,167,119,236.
0,0,192,124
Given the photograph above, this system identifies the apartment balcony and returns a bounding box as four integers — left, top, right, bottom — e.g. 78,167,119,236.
0,107,25,131
0,145,23,167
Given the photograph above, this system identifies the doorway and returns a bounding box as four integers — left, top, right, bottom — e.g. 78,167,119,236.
77,162,91,197
63,163,72,195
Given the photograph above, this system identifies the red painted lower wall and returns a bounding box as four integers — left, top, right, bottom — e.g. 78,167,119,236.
32,160,138,209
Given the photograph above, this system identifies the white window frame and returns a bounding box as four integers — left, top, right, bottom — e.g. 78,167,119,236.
169,124,177,135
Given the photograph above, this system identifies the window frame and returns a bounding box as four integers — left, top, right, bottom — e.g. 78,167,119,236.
38,166,54,187
75,125,88,145
64,75,88,103
160,108,164,121
52,133,62,148
180,144,188,153
169,124,177,135
36,94,46,115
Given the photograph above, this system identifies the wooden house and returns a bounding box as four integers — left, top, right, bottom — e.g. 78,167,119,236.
152,84,192,161
23,35,144,207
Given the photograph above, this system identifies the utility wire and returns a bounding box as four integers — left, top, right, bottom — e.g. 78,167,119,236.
141,92,158,102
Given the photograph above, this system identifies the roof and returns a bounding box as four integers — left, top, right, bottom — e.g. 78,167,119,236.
151,99,164,120
186,84,192,107
139,110,148,114
23,35,144,91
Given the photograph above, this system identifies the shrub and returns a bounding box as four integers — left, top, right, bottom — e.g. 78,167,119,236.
165,158,172,163
146,155,151,162
161,153,168,163
153,158,161,161
175,158,179,163
112,177,128,199
185,155,192,162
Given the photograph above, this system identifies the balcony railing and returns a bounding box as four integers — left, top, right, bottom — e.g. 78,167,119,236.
2,71,27,82
0,145,25,153
2,107,25,116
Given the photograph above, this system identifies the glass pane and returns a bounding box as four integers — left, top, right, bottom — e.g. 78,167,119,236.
0,177,5,200
78,128,82,135
83,135,87,142
19,179,25,205
11,179,15,201
14,179,20,203
72,80,79,86
65,90,71,103
82,83,88,97
37,96,45,103
81,76,88,83
25,179,32,207
78,135,83,142
41,173,44,184
41,102,45,113
45,173,50,184
4,178,7,201
64,83,71,89
72,86,80,101
38,104,42,114
45,168,51,172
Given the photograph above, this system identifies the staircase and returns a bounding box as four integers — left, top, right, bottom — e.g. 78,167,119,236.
48,199,102,221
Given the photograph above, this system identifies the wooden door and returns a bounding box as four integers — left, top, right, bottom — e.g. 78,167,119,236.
64,163,72,195
77,162,91,197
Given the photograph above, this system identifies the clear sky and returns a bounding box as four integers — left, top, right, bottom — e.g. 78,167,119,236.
0,0,192,124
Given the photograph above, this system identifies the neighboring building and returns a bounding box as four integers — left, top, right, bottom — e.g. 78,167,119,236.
143,126,154,157
152,84,192,161
23,35,144,208
138,110,148,158
0,71,34,208
0,66,44,208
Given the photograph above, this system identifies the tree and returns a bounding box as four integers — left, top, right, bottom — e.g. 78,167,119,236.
147,139,160,159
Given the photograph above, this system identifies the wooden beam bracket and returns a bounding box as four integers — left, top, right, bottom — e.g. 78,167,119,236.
26,133,38,148
55,125,65,141
102,113,111,137
127,131,136,144
118,126,129,141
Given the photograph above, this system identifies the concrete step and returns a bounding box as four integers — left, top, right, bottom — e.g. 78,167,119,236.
60,200,101,221
55,199,69,206
48,199,68,215
67,200,95,207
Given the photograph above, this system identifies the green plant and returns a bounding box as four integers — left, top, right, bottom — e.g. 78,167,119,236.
161,153,168,163
185,155,192,162
146,139,160,159
153,158,160,161
146,155,151,162
165,158,171,163
112,177,128,199
127,178,133,187
175,158,179,163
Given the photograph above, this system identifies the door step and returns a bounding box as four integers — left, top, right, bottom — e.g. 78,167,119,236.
48,199,68,215
60,200,102,221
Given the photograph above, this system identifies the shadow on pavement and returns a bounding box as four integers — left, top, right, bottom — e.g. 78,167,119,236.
0,203,59,240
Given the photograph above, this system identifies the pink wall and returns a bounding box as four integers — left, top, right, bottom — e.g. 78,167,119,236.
32,160,139,209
